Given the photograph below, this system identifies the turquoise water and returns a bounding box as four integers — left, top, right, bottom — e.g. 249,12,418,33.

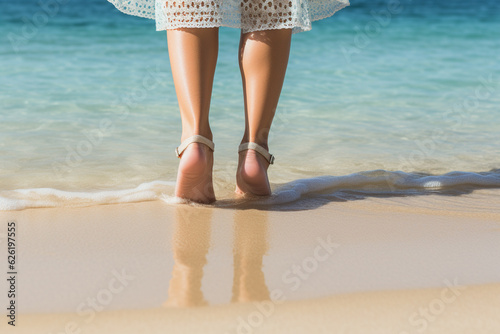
1,0,500,209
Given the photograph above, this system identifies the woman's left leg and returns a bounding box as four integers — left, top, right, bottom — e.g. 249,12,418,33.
236,28,292,196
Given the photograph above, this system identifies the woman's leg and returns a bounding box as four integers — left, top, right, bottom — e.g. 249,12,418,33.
167,28,219,203
237,29,292,196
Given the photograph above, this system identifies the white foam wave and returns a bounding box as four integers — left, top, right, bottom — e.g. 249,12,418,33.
1,170,499,210
210,170,500,208
0,181,175,211
260,170,500,206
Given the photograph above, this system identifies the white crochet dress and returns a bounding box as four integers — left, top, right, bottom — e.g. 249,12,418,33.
107,0,349,34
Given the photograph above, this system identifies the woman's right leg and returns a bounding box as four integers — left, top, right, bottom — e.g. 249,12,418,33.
167,28,219,203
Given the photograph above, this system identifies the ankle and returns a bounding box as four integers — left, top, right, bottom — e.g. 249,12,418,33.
240,138,268,151
181,127,213,142
181,120,213,141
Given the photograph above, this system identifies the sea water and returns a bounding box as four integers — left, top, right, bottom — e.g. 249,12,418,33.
1,0,500,210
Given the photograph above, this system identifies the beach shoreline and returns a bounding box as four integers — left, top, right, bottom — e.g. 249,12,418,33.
1,189,499,327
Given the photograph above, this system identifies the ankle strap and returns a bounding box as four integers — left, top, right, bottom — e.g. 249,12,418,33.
238,142,274,164
175,135,214,158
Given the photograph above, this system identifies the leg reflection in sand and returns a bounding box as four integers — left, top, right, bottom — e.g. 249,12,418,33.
163,206,212,307
164,207,270,307
232,210,270,302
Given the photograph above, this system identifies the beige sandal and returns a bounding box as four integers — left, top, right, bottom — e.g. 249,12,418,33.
238,142,274,165
175,135,215,158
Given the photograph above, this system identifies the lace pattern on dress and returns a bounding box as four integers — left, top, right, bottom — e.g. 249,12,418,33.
107,0,349,33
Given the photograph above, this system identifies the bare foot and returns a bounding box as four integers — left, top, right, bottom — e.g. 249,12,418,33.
175,143,215,203
236,149,271,196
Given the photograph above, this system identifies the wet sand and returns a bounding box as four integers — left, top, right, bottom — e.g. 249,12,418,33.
4,282,500,334
1,188,499,333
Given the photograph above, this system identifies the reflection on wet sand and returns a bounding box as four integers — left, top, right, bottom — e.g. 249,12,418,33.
232,210,269,303
163,206,212,307
164,207,270,307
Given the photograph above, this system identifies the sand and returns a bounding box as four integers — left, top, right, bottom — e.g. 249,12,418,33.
1,188,499,333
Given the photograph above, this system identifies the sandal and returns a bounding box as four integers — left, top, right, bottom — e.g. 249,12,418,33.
175,135,215,158
238,142,275,165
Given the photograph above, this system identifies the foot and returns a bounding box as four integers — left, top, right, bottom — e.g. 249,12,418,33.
236,146,272,197
175,142,215,204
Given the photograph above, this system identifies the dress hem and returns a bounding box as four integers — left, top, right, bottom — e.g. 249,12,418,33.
107,0,349,34
153,2,349,34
